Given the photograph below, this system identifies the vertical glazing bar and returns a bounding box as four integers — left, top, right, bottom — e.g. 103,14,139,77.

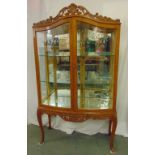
53,42,58,106
33,30,42,105
79,29,87,108
109,31,115,108
106,32,115,109
44,32,50,105
113,27,121,112
70,19,77,110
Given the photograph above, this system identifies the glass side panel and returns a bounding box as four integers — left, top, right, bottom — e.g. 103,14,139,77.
77,22,115,109
36,23,71,108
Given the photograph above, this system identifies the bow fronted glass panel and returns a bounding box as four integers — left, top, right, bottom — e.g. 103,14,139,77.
77,22,115,109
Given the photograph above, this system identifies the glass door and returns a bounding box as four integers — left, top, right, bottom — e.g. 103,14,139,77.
77,22,115,109
36,23,71,108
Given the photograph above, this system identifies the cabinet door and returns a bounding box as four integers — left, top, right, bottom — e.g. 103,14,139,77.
36,23,71,108
77,22,115,109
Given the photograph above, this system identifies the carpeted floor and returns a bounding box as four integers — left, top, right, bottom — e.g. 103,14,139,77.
27,124,128,155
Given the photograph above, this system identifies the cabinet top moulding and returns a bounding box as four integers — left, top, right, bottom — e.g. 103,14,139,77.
33,3,121,28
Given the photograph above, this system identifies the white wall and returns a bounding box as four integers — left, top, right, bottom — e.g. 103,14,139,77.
27,0,42,124
27,0,128,136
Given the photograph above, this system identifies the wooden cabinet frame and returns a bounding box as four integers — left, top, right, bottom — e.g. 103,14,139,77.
33,3,121,152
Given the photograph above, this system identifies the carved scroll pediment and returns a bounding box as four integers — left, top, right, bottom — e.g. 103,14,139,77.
33,3,120,27
57,3,89,16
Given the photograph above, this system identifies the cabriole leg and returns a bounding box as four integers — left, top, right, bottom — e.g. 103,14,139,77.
110,116,117,152
37,108,44,144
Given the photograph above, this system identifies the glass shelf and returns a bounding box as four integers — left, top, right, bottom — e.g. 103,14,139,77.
41,80,70,84
38,49,70,57
77,52,114,57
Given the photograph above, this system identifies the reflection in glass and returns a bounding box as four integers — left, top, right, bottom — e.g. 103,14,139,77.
37,23,71,108
77,22,115,109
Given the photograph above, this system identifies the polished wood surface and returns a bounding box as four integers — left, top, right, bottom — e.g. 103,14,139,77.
33,3,121,152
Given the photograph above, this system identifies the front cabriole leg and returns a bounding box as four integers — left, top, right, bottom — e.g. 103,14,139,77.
37,108,44,144
109,115,117,153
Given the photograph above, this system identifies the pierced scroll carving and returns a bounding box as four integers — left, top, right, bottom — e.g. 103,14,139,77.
33,3,120,27
57,3,89,17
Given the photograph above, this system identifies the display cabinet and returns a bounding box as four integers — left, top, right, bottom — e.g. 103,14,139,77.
33,3,121,152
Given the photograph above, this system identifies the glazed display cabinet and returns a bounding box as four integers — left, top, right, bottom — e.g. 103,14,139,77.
33,3,121,152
